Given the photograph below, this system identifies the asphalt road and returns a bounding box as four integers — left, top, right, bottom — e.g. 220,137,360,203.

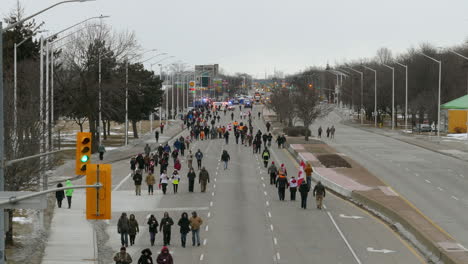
312,111,468,249
103,105,423,264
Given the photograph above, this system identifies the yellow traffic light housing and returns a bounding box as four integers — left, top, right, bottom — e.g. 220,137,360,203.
86,164,112,220
76,132,92,175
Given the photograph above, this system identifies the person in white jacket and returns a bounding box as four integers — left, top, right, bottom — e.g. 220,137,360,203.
289,176,298,201
160,171,169,194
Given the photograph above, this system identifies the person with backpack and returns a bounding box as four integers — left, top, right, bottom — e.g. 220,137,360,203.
159,212,174,246
262,148,270,168
133,170,143,196
177,212,190,248
313,181,326,209
128,214,139,246
299,180,310,209
195,149,203,170
268,162,278,185
147,214,159,246
221,150,231,170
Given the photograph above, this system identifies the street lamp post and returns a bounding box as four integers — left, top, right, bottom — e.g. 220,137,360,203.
345,67,364,124
446,50,468,140
417,52,442,138
382,64,395,130
362,66,377,127
395,62,408,131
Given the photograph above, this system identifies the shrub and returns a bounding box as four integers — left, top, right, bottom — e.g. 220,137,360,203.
283,126,310,137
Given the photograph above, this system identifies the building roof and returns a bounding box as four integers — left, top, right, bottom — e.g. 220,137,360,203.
441,94,468,110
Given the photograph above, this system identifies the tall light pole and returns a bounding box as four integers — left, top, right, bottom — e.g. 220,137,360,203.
382,64,395,130
1,1,95,261
445,50,468,140
363,66,377,127
395,62,408,131
417,52,442,138
345,67,364,124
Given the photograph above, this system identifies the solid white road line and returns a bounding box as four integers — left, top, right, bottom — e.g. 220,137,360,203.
327,212,362,264
113,173,132,191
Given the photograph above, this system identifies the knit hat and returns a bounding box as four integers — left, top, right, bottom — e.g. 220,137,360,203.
271,161,275,164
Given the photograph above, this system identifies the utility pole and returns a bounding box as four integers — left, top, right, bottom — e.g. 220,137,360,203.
0,21,6,263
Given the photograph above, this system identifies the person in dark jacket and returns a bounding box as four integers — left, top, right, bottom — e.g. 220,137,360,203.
220,150,230,170
130,157,137,173
147,214,159,246
195,149,203,170
138,248,153,264
128,214,139,246
156,246,173,264
267,162,278,185
276,174,288,201
136,154,145,170
55,183,65,208
155,130,160,142
187,168,196,192
178,212,190,248
114,247,132,264
159,212,174,246
266,121,271,132
133,170,143,196
199,167,210,192
299,180,310,209
313,181,326,209
118,213,130,247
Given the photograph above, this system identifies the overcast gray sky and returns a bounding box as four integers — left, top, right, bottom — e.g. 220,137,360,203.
3,0,468,77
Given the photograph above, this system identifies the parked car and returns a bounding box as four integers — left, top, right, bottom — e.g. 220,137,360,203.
413,124,432,132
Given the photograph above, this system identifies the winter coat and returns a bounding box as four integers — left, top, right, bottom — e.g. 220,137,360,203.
159,217,174,232
195,151,203,160
289,178,298,188
138,254,153,264
128,219,139,235
130,159,137,170
187,171,196,180
304,165,313,177
118,216,130,233
276,175,288,189
178,217,190,234
268,164,278,175
147,218,159,233
145,145,151,155
56,183,65,201
146,174,156,185
65,180,74,197
133,172,143,185
98,145,106,153
221,152,230,162
189,216,203,231
187,153,193,161
299,182,310,195
156,248,173,264
114,252,132,264
199,169,210,183
313,183,326,197
174,161,181,171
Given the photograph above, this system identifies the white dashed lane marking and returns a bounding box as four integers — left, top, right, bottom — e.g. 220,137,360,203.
425,179,431,184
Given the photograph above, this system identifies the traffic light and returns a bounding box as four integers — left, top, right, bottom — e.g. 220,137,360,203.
86,164,112,220
308,84,313,89
75,132,92,175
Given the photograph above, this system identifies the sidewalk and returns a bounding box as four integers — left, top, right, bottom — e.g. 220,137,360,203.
41,121,184,264
263,108,468,264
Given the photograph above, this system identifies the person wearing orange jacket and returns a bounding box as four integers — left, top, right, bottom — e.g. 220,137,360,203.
304,162,313,189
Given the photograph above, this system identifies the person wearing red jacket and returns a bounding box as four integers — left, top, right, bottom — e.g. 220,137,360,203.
156,246,173,264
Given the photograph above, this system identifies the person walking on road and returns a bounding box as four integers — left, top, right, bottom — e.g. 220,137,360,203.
155,130,160,142
177,212,190,248
156,246,173,264
138,248,153,264
289,176,298,201
266,121,271,132
114,247,132,264
160,123,165,134
262,148,270,168
147,214,159,246
195,149,203,169
304,162,313,189
318,126,322,138
268,162,278,185
98,144,106,161
128,214,139,246
160,171,169,195
299,180,310,209
224,130,230,144
330,125,335,139
187,150,194,169
145,144,151,156
326,127,330,138
276,173,288,201
313,181,326,209
130,157,137,173
221,150,231,170
187,168,196,192
160,212,174,246
133,170,143,196
199,167,210,192
118,212,130,247
146,173,155,195
172,170,180,193
231,112,234,120
65,180,74,209
55,183,65,208
189,211,203,247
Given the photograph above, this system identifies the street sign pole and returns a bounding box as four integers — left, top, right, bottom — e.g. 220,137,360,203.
0,21,6,264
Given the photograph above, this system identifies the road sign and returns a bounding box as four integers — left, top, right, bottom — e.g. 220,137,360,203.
189,81,195,87
0,192,47,209
86,164,112,220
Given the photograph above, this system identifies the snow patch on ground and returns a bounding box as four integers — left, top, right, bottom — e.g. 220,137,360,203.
13,216,33,224
444,133,468,140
